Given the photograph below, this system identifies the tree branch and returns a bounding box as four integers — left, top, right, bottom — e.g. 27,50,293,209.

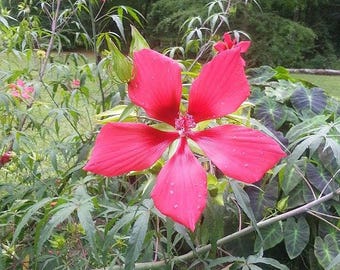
93,187,340,270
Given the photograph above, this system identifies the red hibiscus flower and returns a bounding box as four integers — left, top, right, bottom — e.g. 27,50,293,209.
214,32,251,53
84,46,286,231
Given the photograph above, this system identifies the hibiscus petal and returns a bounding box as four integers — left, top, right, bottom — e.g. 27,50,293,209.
188,49,250,123
84,123,178,176
189,125,286,183
151,138,207,231
128,49,182,126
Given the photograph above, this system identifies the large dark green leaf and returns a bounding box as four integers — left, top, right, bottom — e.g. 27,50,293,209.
314,233,340,270
246,178,278,220
254,222,283,252
306,163,339,194
254,97,287,129
290,87,327,115
283,217,310,259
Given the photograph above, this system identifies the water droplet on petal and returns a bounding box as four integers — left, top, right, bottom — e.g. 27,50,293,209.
169,190,174,195
241,151,246,155
232,148,236,153
170,182,175,187
244,163,249,168
173,204,178,209
198,194,202,198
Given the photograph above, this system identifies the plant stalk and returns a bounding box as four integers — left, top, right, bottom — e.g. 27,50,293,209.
93,187,340,270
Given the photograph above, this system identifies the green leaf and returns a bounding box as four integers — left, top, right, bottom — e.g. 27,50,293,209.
230,181,262,240
291,87,327,115
248,66,276,84
314,234,340,270
284,217,310,259
124,211,150,270
281,160,306,195
326,253,340,270
129,25,149,54
249,257,289,270
286,115,328,142
246,178,278,220
306,163,338,194
254,222,283,252
37,202,77,254
254,97,287,129
110,14,126,42
75,186,97,254
12,198,53,244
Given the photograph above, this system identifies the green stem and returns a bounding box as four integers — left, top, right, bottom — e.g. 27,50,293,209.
93,187,340,270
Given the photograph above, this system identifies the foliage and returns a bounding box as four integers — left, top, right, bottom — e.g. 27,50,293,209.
0,1,339,270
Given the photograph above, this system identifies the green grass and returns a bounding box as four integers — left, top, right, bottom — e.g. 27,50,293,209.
291,73,340,99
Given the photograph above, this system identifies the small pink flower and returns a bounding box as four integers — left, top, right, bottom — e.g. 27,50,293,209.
214,33,251,53
84,46,286,231
9,80,34,100
71,79,81,88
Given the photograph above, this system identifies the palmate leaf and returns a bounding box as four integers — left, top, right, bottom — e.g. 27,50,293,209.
290,87,327,115
286,115,328,142
36,202,78,254
283,217,310,259
314,233,340,270
124,210,150,270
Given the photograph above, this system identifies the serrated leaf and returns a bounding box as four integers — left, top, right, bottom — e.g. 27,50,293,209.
286,115,328,142
124,211,150,270
284,217,310,259
12,197,53,244
37,202,77,254
291,87,327,115
75,186,97,254
314,234,340,270
254,222,283,252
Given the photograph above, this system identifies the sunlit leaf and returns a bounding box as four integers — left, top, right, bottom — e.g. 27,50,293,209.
280,160,306,195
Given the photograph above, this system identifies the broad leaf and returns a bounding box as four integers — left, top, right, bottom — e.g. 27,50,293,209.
314,234,340,270
284,217,310,259
246,178,278,220
124,210,150,270
253,97,287,129
306,163,338,194
290,87,327,115
254,222,283,252
248,66,276,84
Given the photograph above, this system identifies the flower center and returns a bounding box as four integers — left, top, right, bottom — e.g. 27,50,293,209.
175,113,196,137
